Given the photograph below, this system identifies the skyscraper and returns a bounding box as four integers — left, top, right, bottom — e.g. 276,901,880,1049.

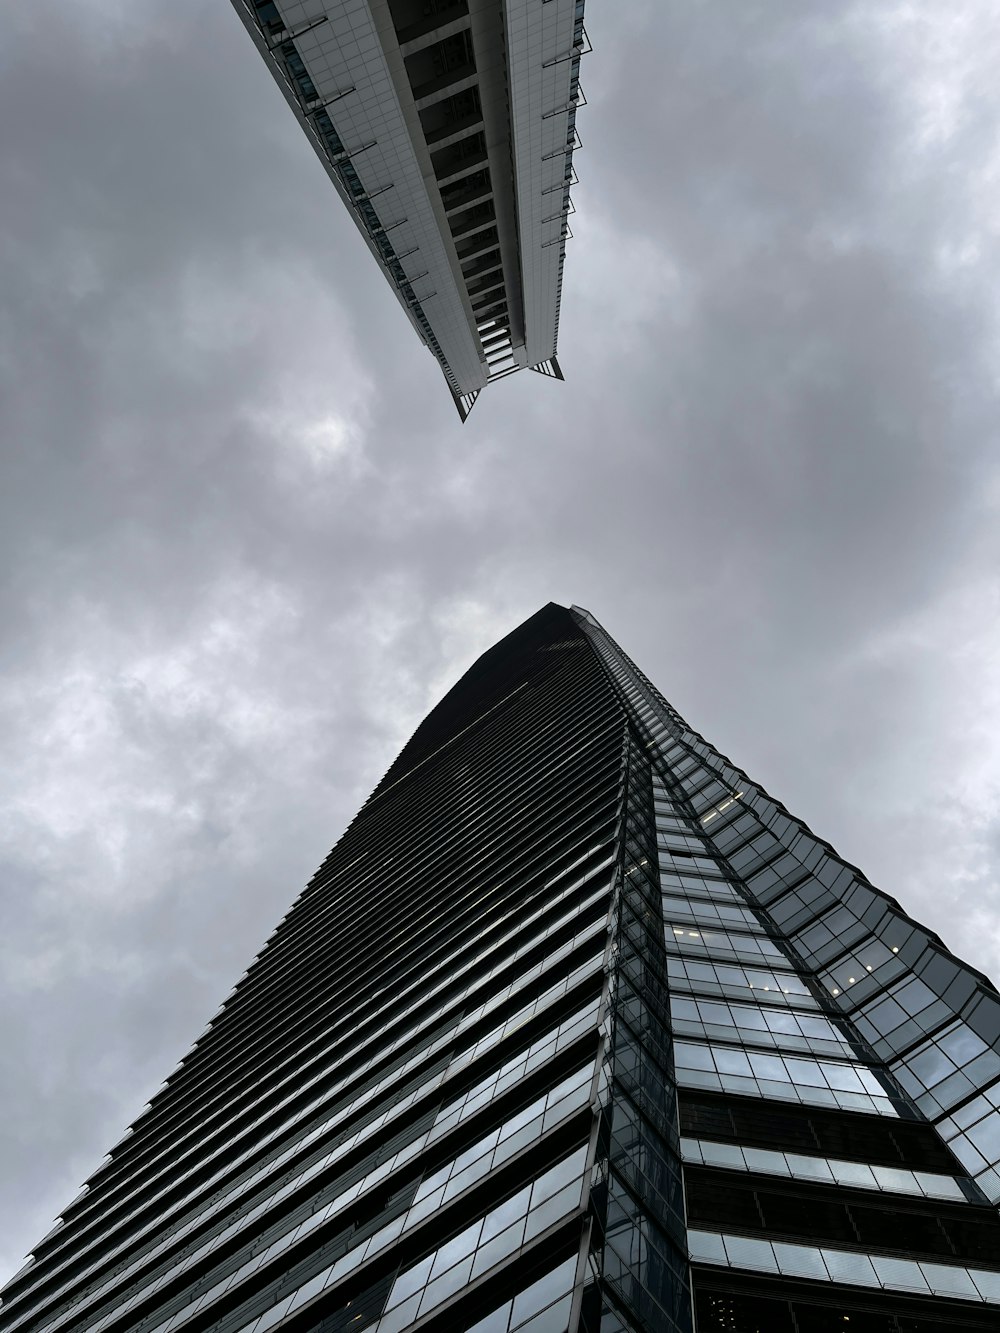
230,1,588,418
4,603,1000,1333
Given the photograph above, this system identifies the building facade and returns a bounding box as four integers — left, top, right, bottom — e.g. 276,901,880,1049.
4,604,1000,1333
230,1,587,418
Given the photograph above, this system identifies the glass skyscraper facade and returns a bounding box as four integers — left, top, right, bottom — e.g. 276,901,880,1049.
4,603,1000,1333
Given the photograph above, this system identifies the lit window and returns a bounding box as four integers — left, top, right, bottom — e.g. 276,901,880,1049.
701,791,745,824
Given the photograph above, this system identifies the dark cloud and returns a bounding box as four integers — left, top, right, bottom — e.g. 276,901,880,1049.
2,0,999,1279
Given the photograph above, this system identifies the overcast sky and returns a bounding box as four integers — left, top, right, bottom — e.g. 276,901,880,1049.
2,0,1000,1282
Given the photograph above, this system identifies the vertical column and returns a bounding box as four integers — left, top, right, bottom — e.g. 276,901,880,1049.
585,732,693,1333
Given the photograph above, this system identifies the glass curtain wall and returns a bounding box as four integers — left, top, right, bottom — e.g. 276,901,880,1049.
0,608,626,1333
572,604,1000,1332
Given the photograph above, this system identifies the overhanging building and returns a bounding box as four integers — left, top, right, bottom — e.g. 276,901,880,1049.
5,604,1000,1332
230,1,588,419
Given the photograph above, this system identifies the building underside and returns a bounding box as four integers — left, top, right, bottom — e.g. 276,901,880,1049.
231,2,587,418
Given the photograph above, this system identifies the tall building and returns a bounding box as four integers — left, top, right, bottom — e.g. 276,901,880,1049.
230,1,588,419
5,603,1000,1333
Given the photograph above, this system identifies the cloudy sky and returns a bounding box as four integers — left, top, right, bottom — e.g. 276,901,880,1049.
2,0,1000,1281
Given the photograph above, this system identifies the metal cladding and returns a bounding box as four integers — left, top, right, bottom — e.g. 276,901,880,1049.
230,2,587,419
5,604,1000,1332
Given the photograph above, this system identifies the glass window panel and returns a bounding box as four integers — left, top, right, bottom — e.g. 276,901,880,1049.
430,1220,483,1277
465,1301,513,1333
516,1294,572,1333
933,1069,976,1109
722,1235,778,1272
688,961,720,983
687,1230,727,1264
798,922,834,953
977,1166,1000,1201
948,1135,989,1175
453,1129,501,1174
255,1297,293,1332
784,1058,826,1088
422,1254,475,1310
857,1067,889,1095
762,1010,800,1035
853,938,894,968
530,1146,587,1205
742,1147,786,1174
939,1025,989,1064
952,1093,992,1131
415,1163,452,1202
510,1256,577,1327
971,1269,1000,1302
480,1187,531,1243
893,977,937,1013
772,1241,829,1281
377,1293,424,1333
908,1045,955,1089
785,1153,835,1183
968,997,1000,1047
830,1159,877,1189
719,1072,758,1098
872,1165,917,1192
387,1252,435,1309
678,1066,722,1091
748,1052,788,1081
798,1015,843,1041
745,967,806,994
870,1256,930,1292
821,1249,878,1286
967,1050,1000,1088
913,1171,964,1200
822,1062,865,1092
675,1042,715,1071
525,1179,584,1241
718,905,756,922
917,1262,980,1298
727,1005,769,1031
714,1048,752,1077
858,998,906,1039
699,1141,745,1170
471,1218,526,1280
968,1113,1000,1162
500,1095,547,1141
